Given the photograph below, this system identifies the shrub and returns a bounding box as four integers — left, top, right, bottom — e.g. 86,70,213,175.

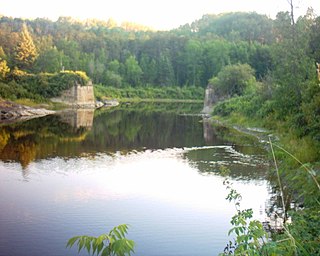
209,63,257,98
7,70,91,98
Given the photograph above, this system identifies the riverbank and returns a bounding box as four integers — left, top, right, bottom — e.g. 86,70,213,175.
0,99,55,124
211,112,319,164
209,112,320,255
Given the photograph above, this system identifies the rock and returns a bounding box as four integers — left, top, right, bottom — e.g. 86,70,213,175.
95,101,104,108
0,100,55,123
103,99,119,107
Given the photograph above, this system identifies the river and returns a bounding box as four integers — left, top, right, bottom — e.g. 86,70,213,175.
0,103,270,256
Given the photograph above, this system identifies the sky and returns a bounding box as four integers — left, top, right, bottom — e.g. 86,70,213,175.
0,0,319,30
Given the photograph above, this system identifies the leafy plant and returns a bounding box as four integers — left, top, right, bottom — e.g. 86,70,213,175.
209,63,256,98
220,168,269,255
66,224,135,256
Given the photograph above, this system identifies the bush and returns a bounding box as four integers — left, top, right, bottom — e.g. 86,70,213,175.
0,81,42,101
209,63,257,98
7,70,91,99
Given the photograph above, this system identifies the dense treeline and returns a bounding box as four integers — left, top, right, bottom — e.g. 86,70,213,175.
0,12,301,88
0,11,319,95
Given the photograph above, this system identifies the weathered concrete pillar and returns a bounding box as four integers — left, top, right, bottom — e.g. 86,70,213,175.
51,80,95,108
202,85,216,114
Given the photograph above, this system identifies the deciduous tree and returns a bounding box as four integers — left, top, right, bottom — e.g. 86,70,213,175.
14,23,38,69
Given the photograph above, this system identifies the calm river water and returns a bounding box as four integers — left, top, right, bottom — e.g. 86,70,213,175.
0,103,270,256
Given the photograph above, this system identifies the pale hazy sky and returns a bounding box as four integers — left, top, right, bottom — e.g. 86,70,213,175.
0,0,319,30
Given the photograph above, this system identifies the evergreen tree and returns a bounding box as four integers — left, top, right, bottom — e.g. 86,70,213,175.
14,23,38,69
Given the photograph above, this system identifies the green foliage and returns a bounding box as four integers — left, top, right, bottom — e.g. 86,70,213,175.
209,63,256,98
266,139,320,256
104,71,123,88
0,80,41,101
5,70,90,99
124,55,142,87
67,224,135,256
220,169,268,255
299,81,320,141
0,13,276,90
190,12,274,44
213,94,262,118
94,84,204,101
285,209,320,255
33,47,62,73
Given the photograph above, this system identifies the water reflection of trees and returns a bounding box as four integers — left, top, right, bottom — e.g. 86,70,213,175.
86,106,206,151
191,120,269,180
0,114,89,167
0,103,270,182
0,103,205,167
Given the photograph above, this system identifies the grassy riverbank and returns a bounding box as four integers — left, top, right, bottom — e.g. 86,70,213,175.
211,111,320,255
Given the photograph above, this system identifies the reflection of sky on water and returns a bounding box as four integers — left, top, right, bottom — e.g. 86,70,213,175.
0,147,269,255
0,105,271,256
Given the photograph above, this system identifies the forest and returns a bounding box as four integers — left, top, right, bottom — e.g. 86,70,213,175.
0,9,319,138
0,8,320,255
0,12,278,88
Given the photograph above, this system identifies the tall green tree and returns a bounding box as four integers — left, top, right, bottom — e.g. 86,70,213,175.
124,55,142,86
271,11,315,118
140,54,157,85
184,39,203,86
156,51,175,86
202,40,230,83
14,23,38,69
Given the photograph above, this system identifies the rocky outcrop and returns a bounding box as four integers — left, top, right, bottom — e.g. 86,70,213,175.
0,100,55,123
